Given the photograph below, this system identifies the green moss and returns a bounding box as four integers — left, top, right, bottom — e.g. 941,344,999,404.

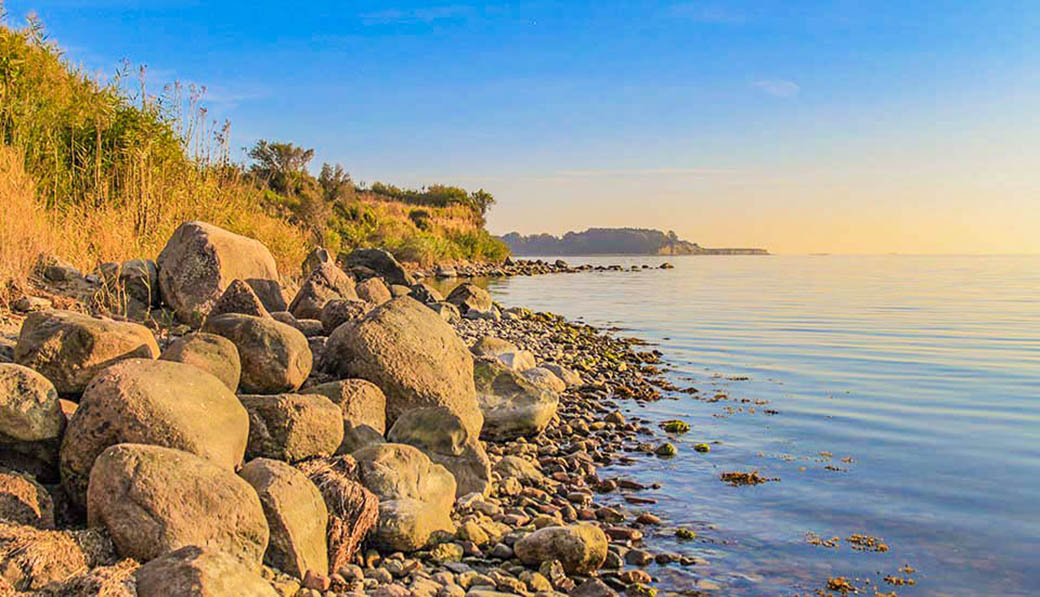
675,528,697,540
660,420,690,434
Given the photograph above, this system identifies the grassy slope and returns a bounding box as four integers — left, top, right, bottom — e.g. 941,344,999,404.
0,18,506,308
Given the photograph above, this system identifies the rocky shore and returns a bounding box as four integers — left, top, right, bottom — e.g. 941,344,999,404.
0,221,691,597
416,258,674,280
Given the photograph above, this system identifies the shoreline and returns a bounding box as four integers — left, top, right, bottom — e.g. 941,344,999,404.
0,224,693,597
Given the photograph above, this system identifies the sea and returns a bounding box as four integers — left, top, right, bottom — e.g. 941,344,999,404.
458,255,1040,596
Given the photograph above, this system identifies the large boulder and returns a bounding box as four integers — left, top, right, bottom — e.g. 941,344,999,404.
353,443,456,551
134,545,278,597
87,444,269,568
355,277,392,305
387,407,491,497
203,314,312,394
474,360,559,441
341,248,414,286
156,221,280,325
289,262,357,321
513,524,608,575
296,456,379,572
239,394,343,462
0,364,63,442
14,310,159,394
240,458,328,577
159,332,241,392
445,283,492,316
324,297,482,438
307,379,386,454
60,359,249,509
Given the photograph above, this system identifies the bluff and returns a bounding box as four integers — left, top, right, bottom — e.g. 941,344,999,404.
499,228,767,256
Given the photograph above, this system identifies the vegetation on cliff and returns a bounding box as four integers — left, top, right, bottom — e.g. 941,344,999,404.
501,228,766,256
0,15,506,307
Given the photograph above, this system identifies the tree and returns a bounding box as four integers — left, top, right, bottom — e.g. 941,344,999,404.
246,140,314,196
318,162,353,203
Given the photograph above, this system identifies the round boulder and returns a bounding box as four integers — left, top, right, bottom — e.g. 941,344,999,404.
353,443,456,551
319,298,372,335
514,524,608,575
203,313,312,394
87,444,269,568
239,393,344,462
474,360,559,441
355,277,392,305
324,297,482,438
240,458,329,577
14,310,159,394
60,358,249,509
156,221,280,325
134,545,278,597
306,379,387,454
387,406,491,497
159,332,241,392
0,363,63,442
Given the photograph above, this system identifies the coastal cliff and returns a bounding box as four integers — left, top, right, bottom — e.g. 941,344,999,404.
500,228,768,256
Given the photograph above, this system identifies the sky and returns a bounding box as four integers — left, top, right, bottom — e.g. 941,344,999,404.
6,1,1040,254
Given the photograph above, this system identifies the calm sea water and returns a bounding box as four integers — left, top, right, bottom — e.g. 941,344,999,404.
479,255,1040,596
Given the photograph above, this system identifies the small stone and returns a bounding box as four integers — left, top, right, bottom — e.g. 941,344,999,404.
654,443,676,457
619,569,652,585
675,528,696,540
694,443,711,453
659,420,689,434
625,549,654,566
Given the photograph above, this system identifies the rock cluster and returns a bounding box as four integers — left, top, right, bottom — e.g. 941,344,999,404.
1,222,692,596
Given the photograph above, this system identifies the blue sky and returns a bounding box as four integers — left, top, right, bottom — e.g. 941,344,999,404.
7,1,1040,253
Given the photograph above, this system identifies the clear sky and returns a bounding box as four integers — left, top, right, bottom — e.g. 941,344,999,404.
8,1,1040,254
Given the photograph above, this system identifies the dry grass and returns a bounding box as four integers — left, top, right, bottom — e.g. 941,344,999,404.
0,522,114,591
297,456,379,572
0,145,54,309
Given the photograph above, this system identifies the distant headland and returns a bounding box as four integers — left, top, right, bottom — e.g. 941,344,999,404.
499,228,768,256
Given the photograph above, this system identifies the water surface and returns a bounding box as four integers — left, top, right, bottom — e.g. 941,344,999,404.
480,255,1040,596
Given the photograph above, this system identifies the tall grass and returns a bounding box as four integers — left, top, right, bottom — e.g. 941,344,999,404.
0,15,507,304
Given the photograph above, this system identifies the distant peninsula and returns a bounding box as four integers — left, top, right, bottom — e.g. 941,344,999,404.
499,228,768,256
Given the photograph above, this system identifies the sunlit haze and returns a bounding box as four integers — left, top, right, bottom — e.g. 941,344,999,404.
17,1,1040,254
